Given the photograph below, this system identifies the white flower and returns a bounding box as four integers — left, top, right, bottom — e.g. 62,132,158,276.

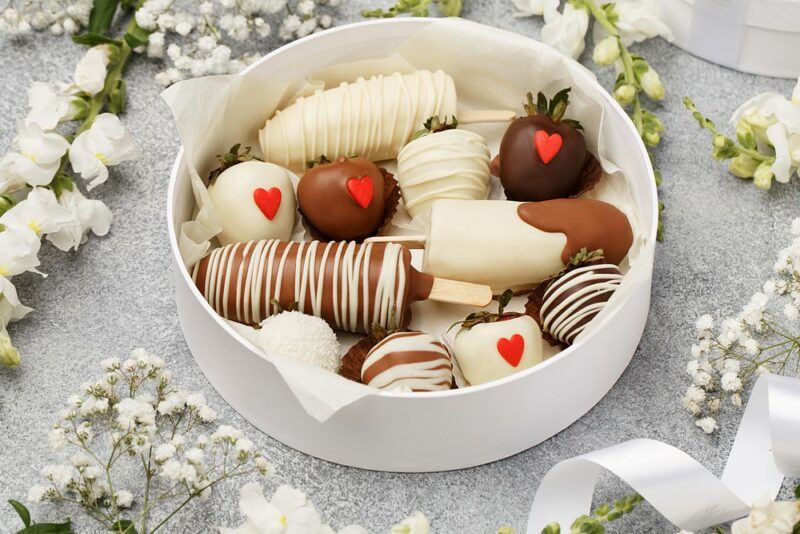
48,428,69,451
220,483,325,534
511,0,558,17
695,416,718,434
784,303,799,320
0,122,70,191
695,314,714,332
42,464,77,488
185,447,204,464
116,490,134,508
731,494,800,533
45,187,112,251
0,187,74,237
391,512,430,534
721,372,743,392
693,371,712,388
115,397,156,431
723,359,741,374
69,113,139,189
0,275,32,329
154,443,177,462
147,31,165,58
0,225,41,277
160,458,196,484
602,0,673,46
540,3,589,59
74,45,110,96
27,485,50,503
235,438,253,455
25,82,70,130
731,394,742,407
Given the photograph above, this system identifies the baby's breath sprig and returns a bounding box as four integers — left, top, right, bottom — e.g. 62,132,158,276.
683,218,800,434
362,0,462,18
684,97,778,190
22,349,272,534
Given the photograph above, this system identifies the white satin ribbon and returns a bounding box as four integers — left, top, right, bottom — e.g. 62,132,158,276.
526,374,800,533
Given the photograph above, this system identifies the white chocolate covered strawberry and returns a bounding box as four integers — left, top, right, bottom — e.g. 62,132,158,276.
452,291,543,386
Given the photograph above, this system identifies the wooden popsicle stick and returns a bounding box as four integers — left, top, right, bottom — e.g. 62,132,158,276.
364,235,427,249
459,109,516,124
428,278,493,308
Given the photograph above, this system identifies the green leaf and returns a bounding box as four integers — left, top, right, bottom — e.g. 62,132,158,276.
108,79,127,114
50,174,75,198
497,289,514,315
88,0,120,36
124,19,150,48
795,483,800,499
17,521,75,534
72,32,122,46
109,520,138,534
8,500,31,527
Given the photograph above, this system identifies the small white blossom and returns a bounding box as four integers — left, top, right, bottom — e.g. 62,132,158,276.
69,113,139,189
783,303,799,320
1,187,74,237
511,0,558,17
25,82,71,130
695,314,714,332
116,490,134,508
731,495,800,533
540,3,589,59
391,511,430,534
0,121,70,191
695,416,718,434
154,443,177,462
721,372,743,392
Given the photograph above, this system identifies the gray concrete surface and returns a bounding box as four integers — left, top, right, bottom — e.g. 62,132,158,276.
0,1,798,532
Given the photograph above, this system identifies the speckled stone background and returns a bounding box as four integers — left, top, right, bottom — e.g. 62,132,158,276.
0,1,798,533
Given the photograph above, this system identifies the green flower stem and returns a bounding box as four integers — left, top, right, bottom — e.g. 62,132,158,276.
582,0,618,37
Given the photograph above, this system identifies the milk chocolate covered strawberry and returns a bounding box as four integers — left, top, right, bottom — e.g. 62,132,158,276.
498,88,587,201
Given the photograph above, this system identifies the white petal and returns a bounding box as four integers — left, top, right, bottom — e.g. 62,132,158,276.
284,506,322,534
792,73,800,105
541,4,589,59
238,483,282,528
270,485,308,514
613,0,673,45
0,275,33,327
511,0,558,17
74,45,110,96
0,225,41,277
26,82,69,130
767,122,792,183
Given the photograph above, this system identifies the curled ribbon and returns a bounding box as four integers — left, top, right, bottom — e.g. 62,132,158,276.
526,374,800,532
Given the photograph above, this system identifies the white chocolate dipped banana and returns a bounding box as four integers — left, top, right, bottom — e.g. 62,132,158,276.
422,199,633,293
259,70,458,172
397,128,491,219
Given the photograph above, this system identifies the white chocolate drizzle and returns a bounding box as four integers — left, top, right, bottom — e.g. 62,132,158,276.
361,332,453,392
540,264,623,345
259,70,458,172
397,129,491,218
192,240,409,334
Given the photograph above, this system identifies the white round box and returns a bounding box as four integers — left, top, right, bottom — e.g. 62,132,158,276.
167,19,658,472
659,0,800,79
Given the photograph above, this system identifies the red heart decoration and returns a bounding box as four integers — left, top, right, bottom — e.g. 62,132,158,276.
496,334,525,367
346,175,374,209
253,187,282,221
534,130,563,164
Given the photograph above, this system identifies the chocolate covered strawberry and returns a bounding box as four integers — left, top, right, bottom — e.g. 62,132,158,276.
297,155,387,240
498,88,587,201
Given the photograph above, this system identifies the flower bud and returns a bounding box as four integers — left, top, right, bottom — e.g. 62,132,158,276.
614,84,636,106
592,36,620,66
0,332,21,368
753,162,774,189
643,130,660,147
713,135,728,148
735,120,756,149
640,67,665,100
728,154,759,178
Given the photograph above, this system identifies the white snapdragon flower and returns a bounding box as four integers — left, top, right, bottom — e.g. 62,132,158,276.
0,122,70,191
45,187,112,252
69,113,139,189
0,224,41,277
74,45,111,96
511,0,558,17
25,82,71,130
0,275,30,367
540,3,589,59
731,495,800,533
0,187,74,237
220,483,328,534
598,0,673,46
391,512,431,534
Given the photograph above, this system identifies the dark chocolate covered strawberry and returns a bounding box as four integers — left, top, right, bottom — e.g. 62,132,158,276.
498,88,587,201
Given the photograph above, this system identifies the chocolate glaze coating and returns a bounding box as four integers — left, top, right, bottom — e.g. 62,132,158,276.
297,156,386,240
499,116,587,201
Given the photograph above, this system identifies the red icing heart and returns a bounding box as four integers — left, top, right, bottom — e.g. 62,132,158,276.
534,130,563,164
253,187,282,221
496,334,525,367
346,175,374,209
